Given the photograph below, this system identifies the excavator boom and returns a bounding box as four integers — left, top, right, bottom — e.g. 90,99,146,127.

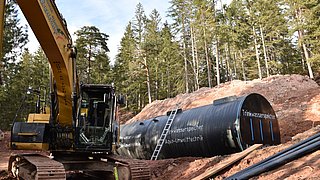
17,0,75,126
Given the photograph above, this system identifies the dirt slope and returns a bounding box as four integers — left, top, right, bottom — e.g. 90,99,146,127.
150,126,320,180
128,74,320,143
126,74,320,179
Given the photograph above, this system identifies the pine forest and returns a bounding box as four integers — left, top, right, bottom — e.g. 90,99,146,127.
0,0,320,129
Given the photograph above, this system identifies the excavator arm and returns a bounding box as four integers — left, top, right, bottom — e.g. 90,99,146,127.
17,0,76,126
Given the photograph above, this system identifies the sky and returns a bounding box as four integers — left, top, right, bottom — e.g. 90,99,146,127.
18,0,231,63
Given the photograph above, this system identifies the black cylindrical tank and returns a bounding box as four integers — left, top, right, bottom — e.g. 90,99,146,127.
117,93,280,159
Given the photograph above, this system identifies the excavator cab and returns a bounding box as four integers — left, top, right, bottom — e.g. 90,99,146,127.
75,84,117,152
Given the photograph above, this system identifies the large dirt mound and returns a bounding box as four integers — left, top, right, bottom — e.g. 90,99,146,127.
129,74,318,122
128,74,320,143
135,74,320,179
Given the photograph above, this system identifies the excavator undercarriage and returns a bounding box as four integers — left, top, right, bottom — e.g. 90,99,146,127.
8,153,150,180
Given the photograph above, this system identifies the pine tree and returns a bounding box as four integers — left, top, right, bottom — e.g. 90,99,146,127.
131,3,149,109
284,0,320,78
114,22,139,111
0,0,28,85
0,0,28,129
143,9,162,101
194,0,216,87
74,26,110,83
168,0,193,93
159,22,184,98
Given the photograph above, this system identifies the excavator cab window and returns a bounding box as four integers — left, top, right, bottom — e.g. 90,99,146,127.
87,98,109,126
76,84,115,151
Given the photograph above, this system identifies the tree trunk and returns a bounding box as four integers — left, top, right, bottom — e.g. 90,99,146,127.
225,43,232,81
190,26,199,90
166,64,170,98
138,84,141,110
302,42,314,79
0,0,5,85
144,56,152,104
253,26,262,79
194,29,200,90
215,40,220,85
155,59,159,100
260,24,269,77
239,50,246,81
295,7,305,71
182,23,189,93
233,50,237,79
298,30,314,79
87,44,92,83
203,28,212,88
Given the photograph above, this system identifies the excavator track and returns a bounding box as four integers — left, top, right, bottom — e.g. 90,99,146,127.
124,160,151,180
108,154,151,180
9,154,66,180
9,153,151,180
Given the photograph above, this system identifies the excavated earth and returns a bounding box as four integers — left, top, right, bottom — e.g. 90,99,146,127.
127,74,320,179
1,74,320,179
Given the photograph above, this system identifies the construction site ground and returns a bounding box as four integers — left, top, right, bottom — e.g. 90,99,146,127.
1,74,320,179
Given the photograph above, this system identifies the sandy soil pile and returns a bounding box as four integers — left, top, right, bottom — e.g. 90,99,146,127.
128,74,320,143
126,74,320,179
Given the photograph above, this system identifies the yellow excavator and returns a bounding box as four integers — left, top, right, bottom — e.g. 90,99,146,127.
0,0,150,179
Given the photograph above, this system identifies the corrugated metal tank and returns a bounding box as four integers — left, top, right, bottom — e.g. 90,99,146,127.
117,93,280,159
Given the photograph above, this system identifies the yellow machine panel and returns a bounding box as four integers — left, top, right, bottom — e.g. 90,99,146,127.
11,142,49,151
27,114,50,123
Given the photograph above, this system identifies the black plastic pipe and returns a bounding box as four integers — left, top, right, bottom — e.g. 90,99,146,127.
226,132,320,180
118,93,281,159
228,132,320,177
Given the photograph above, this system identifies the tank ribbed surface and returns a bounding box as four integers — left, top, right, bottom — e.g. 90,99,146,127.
117,93,280,159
